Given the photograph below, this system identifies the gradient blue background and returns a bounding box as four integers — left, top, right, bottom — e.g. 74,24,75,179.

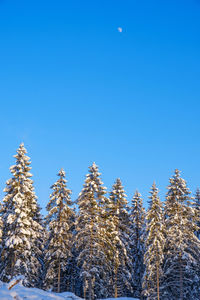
0,0,200,213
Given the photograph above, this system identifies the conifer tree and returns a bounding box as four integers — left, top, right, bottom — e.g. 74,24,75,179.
0,143,43,286
193,188,200,239
75,163,108,300
143,182,165,300
163,169,200,300
44,169,74,293
0,203,3,245
129,190,145,298
108,178,132,298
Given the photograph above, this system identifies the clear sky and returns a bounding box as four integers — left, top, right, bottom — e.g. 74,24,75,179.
0,0,200,213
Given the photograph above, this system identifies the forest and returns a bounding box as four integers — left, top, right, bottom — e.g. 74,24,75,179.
0,143,199,300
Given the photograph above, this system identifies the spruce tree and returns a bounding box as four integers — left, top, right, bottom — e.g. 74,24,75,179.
193,188,200,239
44,169,74,292
0,203,3,245
75,163,108,300
163,169,200,300
129,190,145,298
0,143,43,286
108,178,132,298
142,182,165,300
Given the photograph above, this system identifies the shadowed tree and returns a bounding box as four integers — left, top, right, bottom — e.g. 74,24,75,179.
130,190,145,298
163,169,200,300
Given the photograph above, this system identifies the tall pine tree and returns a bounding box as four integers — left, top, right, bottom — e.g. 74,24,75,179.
108,178,132,298
193,188,200,239
0,143,43,286
130,190,145,298
75,163,108,300
44,169,74,292
163,169,200,300
142,182,165,300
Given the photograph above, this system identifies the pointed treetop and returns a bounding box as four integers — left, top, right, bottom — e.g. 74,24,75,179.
152,180,156,188
149,182,159,199
11,143,32,176
132,190,142,202
116,178,122,185
110,178,127,199
168,169,181,184
148,182,162,208
148,182,160,208
113,178,123,188
13,143,31,164
174,168,180,176
109,178,128,212
135,189,140,196
89,162,99,174
18,142,26,151
131,190,145,220
86,162,105,187
166,169,191,203
193,188,200,211
58,168,66,177
78,163,107,203
195,188,200,200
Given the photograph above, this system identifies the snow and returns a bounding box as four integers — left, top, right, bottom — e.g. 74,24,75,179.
0,281,81,300
0,281,139,300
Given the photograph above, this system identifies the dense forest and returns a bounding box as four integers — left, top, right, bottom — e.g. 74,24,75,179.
0,143,199,300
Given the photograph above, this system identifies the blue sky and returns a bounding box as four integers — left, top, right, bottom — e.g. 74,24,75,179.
0,0,200,212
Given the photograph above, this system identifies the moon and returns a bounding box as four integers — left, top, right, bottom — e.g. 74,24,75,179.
117,27,123,33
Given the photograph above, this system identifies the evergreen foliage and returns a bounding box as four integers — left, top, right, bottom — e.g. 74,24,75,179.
108,178,132,298
75,163,108,300
0,145,200,299
163,169,200,300
0,143,43,286
193,188,200,239
130,190,145,298
143,182,165,300
44,169,74,292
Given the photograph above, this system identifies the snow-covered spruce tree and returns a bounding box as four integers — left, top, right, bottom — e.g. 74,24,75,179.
44,169,75,293
108,178,132,298
75,163,109,300
163,169,200,300
34,205,47,289
0,143,43,286
0,203,3,245
193,188,200,239
129,190,145,298
66,208,78,294
142,182,165,300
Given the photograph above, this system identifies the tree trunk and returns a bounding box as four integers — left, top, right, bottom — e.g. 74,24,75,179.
114,257,118,298
88,211,94,300
57,257,61,293
57,197,63,293
179,252,183,300
8,278,21,290
156,258,160,300
88,277,92,300
114,268,118,298
84,280,86,300
156,245,160,300
11,251,16,280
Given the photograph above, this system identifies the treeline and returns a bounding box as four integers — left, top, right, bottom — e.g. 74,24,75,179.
0,143,200,300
